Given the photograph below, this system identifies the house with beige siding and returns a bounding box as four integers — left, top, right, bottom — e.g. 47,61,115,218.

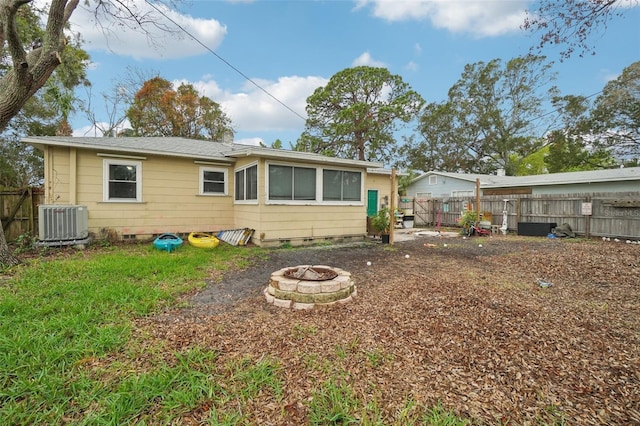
23,136,390,247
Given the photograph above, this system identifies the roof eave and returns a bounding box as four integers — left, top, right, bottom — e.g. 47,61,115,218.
484,177,639,188
227,147,383,168
22,137,235,163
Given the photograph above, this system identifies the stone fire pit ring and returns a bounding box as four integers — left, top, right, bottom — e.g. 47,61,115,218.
264,265,356,310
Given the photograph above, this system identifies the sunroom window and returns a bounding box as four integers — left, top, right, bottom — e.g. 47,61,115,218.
235,164,258,201
268,164,316,201
322,169,361,202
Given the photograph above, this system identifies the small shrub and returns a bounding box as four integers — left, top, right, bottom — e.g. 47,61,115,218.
457,210,478,230
371,208,391,235
13,232,37,254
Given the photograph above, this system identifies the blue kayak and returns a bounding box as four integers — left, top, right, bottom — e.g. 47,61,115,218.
153,233,183,252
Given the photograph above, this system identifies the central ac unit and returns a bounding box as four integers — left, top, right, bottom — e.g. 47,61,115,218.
38,205,89,243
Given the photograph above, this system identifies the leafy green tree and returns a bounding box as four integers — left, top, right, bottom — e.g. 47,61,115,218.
403,102,476,172
523,0,638,59
126,77,234,140
513,146,549,176
295,66,424,163
545,131,615,172
544,95,616,172
0,139,42,187
1,4,89,187
589,61,640,159
0,12,89,265
408,55,558,175
0,0,183,266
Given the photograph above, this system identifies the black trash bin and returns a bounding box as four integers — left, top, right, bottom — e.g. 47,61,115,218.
517,222,557,236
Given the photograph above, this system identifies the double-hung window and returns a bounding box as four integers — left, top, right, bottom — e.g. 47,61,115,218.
103,159,142,202
200,167,227,195
235,164,258,202
322,169,361,202
268,164,316,201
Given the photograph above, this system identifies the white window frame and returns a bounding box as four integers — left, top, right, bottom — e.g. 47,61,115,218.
103,159,142,202
266,162,317,204
199,166,228,196
428,175,437,185
264,162,363,206
451,190,474,197
321,168,363,205
234,163,258,204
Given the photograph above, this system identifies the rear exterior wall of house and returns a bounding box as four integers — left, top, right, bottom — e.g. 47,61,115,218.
42,146,375,247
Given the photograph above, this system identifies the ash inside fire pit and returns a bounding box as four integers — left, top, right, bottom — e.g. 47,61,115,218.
284,266,338,281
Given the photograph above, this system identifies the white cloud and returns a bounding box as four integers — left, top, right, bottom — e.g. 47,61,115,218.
69,0,227,60
355,0,529,37
73,124,104,138
603,71,621,82
617,0,640,8
189,75,328,133
234,137,264,146
352,52,387,67
405,61,419,71
73,75,324,138
73,119,132,137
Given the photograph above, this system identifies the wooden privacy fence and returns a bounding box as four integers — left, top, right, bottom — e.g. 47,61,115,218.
410,192,640,239
1,188,44,242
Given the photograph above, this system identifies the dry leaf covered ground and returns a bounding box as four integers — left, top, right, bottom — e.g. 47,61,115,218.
136,233,640,424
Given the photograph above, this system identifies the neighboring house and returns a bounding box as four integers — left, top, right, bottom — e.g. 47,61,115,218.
22,136,386,247
408,168,640,199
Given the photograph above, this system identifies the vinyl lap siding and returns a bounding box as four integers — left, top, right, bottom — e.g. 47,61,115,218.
51,148,235,238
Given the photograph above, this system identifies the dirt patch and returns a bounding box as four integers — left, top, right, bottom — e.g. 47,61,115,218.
137,234,640,424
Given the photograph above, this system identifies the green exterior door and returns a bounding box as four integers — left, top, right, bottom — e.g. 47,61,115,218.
367,190,378,217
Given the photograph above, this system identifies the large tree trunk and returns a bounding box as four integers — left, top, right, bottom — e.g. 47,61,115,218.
0,0,79,267
0,0,79,130
0,226,19,268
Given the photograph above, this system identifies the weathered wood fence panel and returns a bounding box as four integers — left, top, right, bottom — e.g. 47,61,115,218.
412,196,478,228
0,188,44,242
590,194,640,238
411,192,640,239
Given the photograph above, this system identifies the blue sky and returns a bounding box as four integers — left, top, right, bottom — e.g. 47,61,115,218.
68,0,640,148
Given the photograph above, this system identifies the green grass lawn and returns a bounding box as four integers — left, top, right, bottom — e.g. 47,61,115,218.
0,243,467,425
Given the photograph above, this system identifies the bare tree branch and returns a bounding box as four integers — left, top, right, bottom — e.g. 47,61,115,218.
522,0,637,60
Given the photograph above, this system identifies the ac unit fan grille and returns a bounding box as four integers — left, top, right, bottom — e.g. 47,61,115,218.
38,205,89,241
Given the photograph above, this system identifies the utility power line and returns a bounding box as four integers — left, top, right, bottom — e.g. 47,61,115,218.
143,1,307,122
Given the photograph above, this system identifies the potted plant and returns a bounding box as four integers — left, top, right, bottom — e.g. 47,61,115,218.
457,210,478,235
371,208,391,243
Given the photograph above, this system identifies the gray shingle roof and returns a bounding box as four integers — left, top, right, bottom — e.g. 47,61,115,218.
21,136,383,169
22,136,237,161
485,167,640,187
414,168,640,187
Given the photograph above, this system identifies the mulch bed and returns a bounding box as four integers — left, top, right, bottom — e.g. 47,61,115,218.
135,234,640,424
